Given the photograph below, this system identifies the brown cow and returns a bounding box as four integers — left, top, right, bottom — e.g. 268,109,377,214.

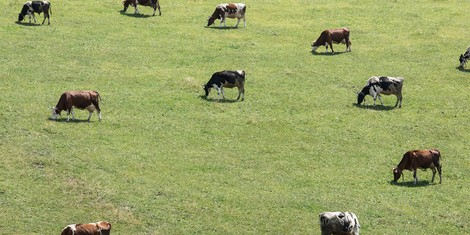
311,28,351,53
61,221,111,235
122,0,161,16
393,149,442,185
51,91,102,122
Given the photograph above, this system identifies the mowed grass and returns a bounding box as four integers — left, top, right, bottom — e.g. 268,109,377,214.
1,0,469,233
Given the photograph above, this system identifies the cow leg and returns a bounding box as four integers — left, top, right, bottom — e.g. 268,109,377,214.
237,88,245,101
215,86,222,100
156,0,161,16
71,108,76,120
87,112,93,122
221,87,226,99
66,109,72,122
413,170,418,185
430,167,437,183
329,42,334,53
436,162,442,184
377,95,384,106
220,17,225,28
394,94,402,108
234,18,240,28
243,17,246,28
134,5,139,14
32,13,37,23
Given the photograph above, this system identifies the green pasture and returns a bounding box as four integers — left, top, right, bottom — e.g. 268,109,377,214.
0,0,469,233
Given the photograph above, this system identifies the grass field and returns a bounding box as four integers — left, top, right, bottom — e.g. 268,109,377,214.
1,0,469,234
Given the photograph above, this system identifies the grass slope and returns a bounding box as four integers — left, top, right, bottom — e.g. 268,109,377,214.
0,0,469,234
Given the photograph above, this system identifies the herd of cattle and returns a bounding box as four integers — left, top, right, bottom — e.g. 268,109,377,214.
13,0,457,234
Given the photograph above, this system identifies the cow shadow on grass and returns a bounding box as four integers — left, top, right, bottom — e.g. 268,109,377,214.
15,21,42,26
205,26,241,30
48,118,95,123
456,66,470,73
353,103,396,111
311,51,348,56
390,180,432,187
119,10,153,18
200,95,239,103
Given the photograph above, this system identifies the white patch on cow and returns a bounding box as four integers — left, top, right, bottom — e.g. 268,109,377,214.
64,224,77,232
86,104,96,112
311,46,319,52
236,70,244,76
50,107,59,119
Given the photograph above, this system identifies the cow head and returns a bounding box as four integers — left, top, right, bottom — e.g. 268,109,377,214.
311,41,319,52
392,167,403,182
18,13,25,22
50,107,60,119
357,92,366,105
203,84,210,97
207,16,216,27
459,54,466,67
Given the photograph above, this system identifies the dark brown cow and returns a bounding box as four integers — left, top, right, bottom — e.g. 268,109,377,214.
311,28,351,53
393,149,442,185
61,221,111,235
207,3,246,28
122,0,161,16
51,91,102,122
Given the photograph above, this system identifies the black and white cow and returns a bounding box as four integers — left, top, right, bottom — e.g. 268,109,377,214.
319,211,360,235
459,46,470,68
207,3,246,28
357,76,404,108
122,0,161,16
203,70,245,101
18,1,51,25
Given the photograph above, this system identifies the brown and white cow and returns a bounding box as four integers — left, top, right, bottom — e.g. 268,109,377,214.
122,0,161,16
393,149,442,185
203,70,245,101
18,1,51,25
207,3,246,28
311,28,351,53
61,221,111,235
319,212,360,235
51,91,102,122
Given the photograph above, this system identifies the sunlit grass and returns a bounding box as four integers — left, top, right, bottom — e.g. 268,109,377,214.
0,0,469,233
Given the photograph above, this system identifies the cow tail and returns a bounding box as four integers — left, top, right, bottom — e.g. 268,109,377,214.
49,2,52,16
95,91,104,104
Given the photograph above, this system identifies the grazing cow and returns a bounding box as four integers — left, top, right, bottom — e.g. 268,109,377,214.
459,46,470,68
393,149,442,185
203,70,245,101
51,91,102,122
122,0,161,16
357,76,404,108
18,1,51,25
319,212,360,235
311,28,351,53
61,221,111,235
207,3,246,28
